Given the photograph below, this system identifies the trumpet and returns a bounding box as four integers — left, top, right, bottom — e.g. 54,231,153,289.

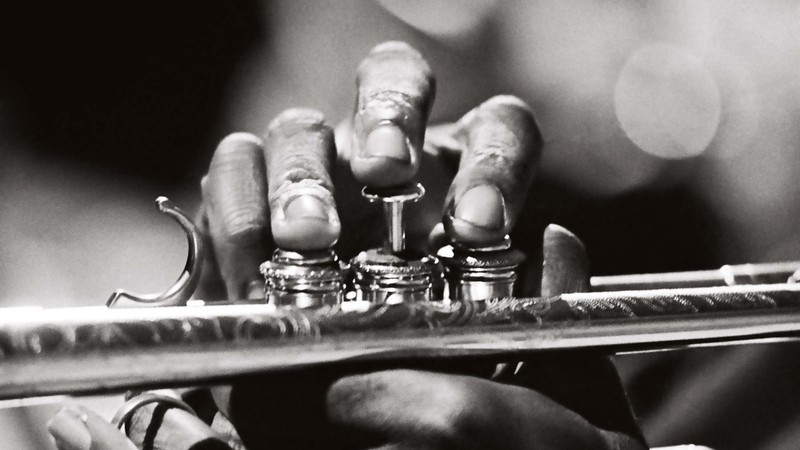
1,197,798,401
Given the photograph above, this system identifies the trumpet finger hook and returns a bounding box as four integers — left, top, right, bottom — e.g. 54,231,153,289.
106,197,204,307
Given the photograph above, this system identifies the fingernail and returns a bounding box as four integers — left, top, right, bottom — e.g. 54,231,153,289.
47,407,91,450
284,195,329,222
363,123,410,162
453,185,505,230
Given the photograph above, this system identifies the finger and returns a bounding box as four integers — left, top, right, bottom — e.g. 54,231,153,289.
541,224,590,297
47,406,137,450
265,108,340,250
127,403,232,450
203,132,270,299
351,41,436,188
215,359,497,450
442,95,543,246
193,204,228,302
327,369,606,449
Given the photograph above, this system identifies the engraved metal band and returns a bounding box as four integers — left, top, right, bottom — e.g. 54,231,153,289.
350,248,439,303
261,249,346,308
438,237,525,301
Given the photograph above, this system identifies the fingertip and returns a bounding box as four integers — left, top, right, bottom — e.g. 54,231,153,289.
218,132,264,149
543,224,583,247
543,224,588,263
444,184,508,246
541,224,590,296
212,133,264,168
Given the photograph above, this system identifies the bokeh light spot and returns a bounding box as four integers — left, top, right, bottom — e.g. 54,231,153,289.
614,43,721,159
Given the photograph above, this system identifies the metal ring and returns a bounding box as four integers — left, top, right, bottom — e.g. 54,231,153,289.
361,183,425,203
110,392,197,430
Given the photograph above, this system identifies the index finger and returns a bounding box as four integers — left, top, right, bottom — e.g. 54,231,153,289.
350,41,436,188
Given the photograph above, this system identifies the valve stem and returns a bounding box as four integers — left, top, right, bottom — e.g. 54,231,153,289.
361,183,425,254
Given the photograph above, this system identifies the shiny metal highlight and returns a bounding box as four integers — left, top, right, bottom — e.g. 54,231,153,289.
3,283,800,400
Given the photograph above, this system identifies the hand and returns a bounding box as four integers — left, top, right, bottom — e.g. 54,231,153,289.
46,41,646,450
195,41,544,301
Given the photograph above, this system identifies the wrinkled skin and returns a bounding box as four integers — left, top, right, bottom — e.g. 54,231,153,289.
48,42,646,450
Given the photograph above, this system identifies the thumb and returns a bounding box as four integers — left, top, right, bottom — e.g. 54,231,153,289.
541,224,590,297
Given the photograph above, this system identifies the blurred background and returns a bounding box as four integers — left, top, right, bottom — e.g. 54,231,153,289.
0,0,799,448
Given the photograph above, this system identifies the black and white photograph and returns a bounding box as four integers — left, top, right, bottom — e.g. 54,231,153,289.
1,1,799,449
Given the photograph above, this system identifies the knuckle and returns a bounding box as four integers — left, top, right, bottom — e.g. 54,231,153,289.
355,43,435,142
477,96,538,139
360,90,418,121
266,137,335,188
460,95,542,171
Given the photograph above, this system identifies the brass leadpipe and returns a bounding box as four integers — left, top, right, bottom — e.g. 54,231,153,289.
2,283,800,400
